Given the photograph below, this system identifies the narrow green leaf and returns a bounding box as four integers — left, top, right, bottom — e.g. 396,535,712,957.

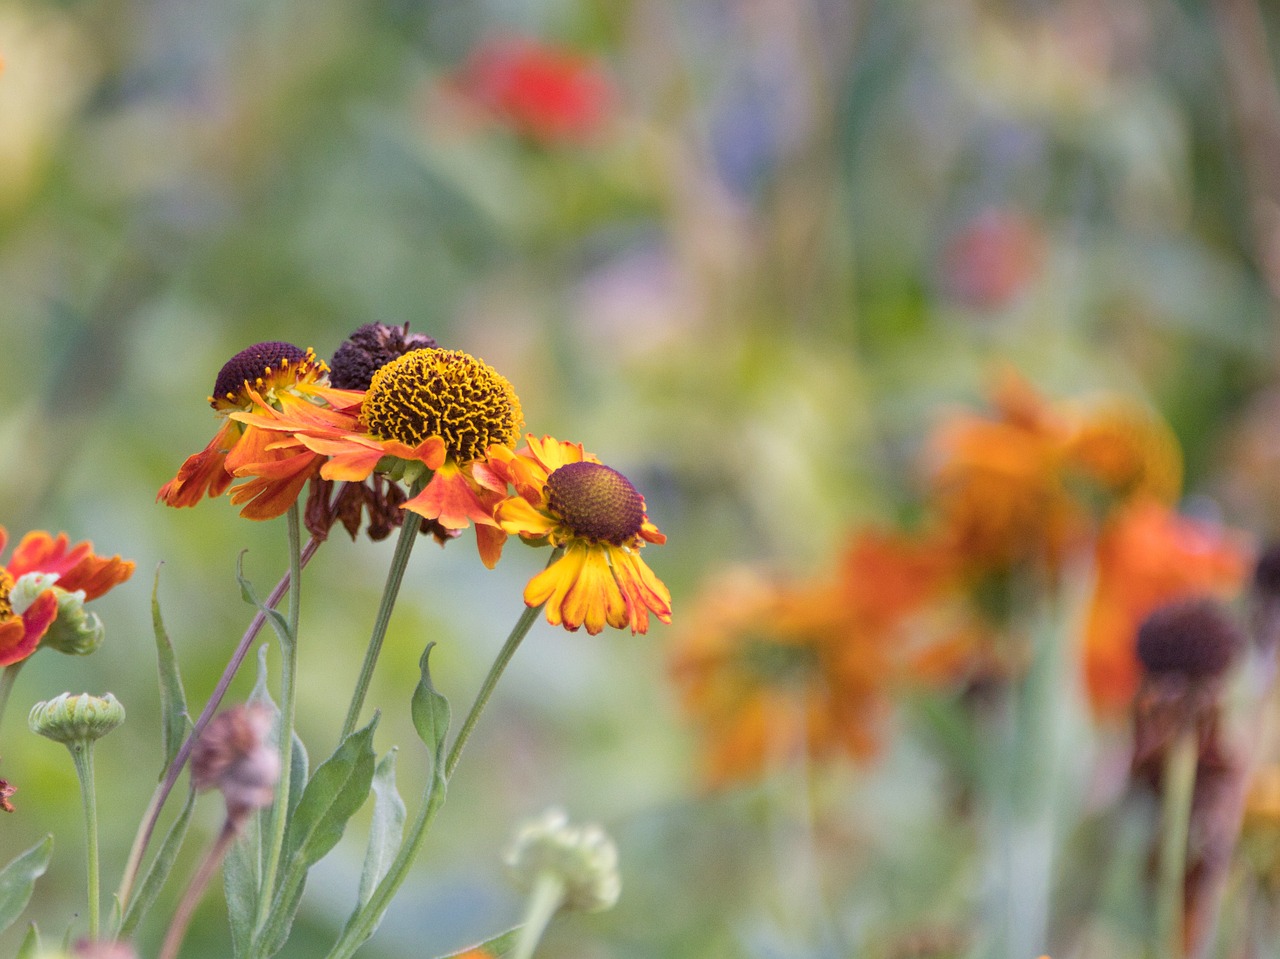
288,729,309,817
0,837,52,933
259,717,379,953
225,806,265,959
152,565,190,776
433,926,522,959
236,551,293,649
118,789,197,938
411,644,450,760
356,749,406,911
14,922,39,959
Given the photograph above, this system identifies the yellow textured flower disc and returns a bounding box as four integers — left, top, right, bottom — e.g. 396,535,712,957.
363,348,524,462
210,341,326,410
545,462,645,545
0,568,12,621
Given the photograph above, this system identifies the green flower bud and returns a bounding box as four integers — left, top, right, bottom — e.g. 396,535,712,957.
29,693,125,745
40,588,106,656
504,807,621,913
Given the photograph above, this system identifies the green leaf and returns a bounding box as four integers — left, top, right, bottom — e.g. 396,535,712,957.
118,788,197,938
433,926,522,959
236,551,293,650
14,922,39,959
152,565,191,777
259,717,379,954
225,807,265,958
0,836,52,933
356,749,406,911
288,729,309,817
411,644,450,760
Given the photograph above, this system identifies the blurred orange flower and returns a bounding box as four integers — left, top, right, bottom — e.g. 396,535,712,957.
668,530,950,787
1084,499,1251,715
0,526,134,666
449,36,614,144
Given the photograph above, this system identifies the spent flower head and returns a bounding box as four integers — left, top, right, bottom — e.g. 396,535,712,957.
330,322,440,391
191,703,280,822
504,807,621,913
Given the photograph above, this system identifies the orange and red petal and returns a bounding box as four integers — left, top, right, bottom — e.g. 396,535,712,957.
7,531,92,579
58,554,135,602
0,591,58,666
525,544,589,628
158,419,240,508
611,547,672,634
404,461,497,530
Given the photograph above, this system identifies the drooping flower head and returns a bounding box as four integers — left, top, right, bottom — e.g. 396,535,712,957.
158,341,359,519
232,347,524,564
0,527,134,667
484,436,670,635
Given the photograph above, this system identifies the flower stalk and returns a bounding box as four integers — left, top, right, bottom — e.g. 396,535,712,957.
1157,728,1199,959
72,740,103,940
340,480,425,741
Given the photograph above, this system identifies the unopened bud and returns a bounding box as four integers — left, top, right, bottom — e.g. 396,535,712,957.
29,693,125,745
504,807,620,913
40,589,106,656
191,704,279,820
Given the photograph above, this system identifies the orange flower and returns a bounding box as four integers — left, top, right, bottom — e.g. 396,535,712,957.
668,530,949,788
450,36,614,144
483,435,670,634
158,341,360,519
233,348,523,564
1084,499,1251,714
0,526,134,666
928,371,1183,576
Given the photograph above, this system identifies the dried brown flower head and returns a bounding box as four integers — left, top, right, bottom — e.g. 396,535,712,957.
191,703,279,822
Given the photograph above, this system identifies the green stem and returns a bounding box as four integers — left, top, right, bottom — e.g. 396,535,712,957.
341,502,424,741
69,741,101,940
252,502,303,947
1157,728,1199,959
0,661,25,733
510,872,566,959
445,583,553,779
326,579,554,959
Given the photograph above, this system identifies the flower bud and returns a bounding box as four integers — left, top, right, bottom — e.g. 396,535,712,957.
504,807,620,913
191,704,279,821
29,693,125,745
1136,597,1243,680
40,589,106,656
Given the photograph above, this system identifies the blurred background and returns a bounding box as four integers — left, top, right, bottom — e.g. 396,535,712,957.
5,0,1280,956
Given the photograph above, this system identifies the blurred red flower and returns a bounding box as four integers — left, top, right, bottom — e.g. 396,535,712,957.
451,36,614,144
940,208,1046,310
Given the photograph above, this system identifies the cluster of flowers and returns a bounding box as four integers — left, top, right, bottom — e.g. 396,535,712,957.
669,369,1250,787
157,323,671,636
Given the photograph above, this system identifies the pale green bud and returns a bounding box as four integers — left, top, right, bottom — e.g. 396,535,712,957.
504,807,621,913
29,692,125,745
40,588,106,656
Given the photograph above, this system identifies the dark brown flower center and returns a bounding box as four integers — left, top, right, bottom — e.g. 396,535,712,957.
362,349,523,462
211,342,309,407
545,461,645,545
331,323,440,391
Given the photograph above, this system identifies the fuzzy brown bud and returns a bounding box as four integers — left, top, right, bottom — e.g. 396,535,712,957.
190,704,279,821
1136,598,1243,680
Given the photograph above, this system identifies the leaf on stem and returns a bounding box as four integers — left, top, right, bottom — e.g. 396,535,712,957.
14,922,39,959
152,565,191,776
236,551,294,650
357,749,406,911
257,717,380,954
412,644,451,762
0,836,52,934
118,789,197,939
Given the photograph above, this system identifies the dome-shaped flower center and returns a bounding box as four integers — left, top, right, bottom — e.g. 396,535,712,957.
0,568,14,622
544,461,645,545
210,342,327,411
363,349,523,463
331,323,440,391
